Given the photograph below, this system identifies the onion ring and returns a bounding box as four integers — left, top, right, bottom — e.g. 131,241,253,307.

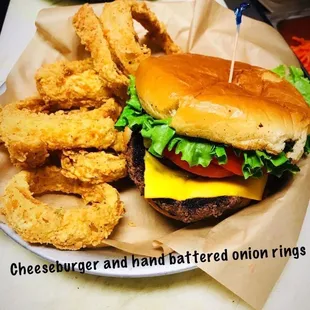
61,150,127,184
100,0,182,75
35,58,112,110
73,4,129,99
1,166,125,250
131,0,182,55
0,98,121,168
100,0,151,75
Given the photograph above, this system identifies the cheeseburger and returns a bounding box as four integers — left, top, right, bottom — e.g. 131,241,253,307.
116,53,310,223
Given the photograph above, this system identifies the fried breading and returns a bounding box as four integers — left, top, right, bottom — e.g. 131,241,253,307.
1,166,125,250
35,58,112,109
73,4,129,98
109,127,132,153
100,0,181,75
0,98,121,168
0,107,3,143
0,0,183,252
131,0,182,55
61,150,127,184
14,96,50,113
100,0,151,75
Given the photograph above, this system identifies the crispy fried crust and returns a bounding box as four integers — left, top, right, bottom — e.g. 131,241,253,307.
0,167,125,250
100,0,181,76
73,4,128,98
14,96,50,113
0,106,3,143
131,0,182,54
0,98,121,168
126,133,250,223
35,58,112,109
109,127,132,153
61,150,127,184
100,0,151,75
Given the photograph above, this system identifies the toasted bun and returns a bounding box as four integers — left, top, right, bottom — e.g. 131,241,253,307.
136,54,310,161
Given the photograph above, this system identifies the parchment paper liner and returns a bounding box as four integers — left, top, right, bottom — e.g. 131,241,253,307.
0,1,309,309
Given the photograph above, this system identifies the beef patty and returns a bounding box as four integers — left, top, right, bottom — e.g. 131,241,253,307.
126,133,251,223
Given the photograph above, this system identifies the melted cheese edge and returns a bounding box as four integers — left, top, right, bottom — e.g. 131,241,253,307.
144,152,267,200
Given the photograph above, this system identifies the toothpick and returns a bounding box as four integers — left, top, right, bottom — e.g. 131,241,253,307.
228,26,240,83
228,3,250,83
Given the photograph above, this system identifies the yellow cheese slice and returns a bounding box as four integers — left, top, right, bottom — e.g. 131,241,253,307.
144,152,267,200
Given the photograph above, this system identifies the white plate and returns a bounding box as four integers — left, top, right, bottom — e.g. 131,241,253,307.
0,223,196,278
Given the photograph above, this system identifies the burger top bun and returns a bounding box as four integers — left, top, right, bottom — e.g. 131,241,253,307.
135,53,310,161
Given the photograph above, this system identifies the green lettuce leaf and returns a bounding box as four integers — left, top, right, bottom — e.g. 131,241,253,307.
242,151,299,179
126,75,142,111
272,65,310,106
115,76,149,131
168,137,227,167
272,65,286,78
242,152,264,179
141,121,175,157
115,75,300,179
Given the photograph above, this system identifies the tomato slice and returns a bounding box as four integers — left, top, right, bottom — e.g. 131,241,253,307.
213,149,243,176
163,149,235,178
163,148,244,178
